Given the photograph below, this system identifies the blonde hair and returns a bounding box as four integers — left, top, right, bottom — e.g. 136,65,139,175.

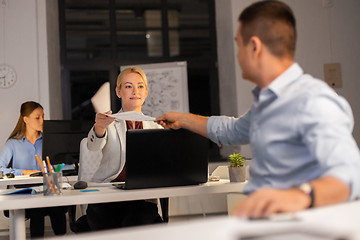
116,67,148,89
8,101,43,140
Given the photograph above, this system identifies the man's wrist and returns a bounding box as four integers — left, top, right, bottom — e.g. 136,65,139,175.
296,182,314,208
178,113,193,129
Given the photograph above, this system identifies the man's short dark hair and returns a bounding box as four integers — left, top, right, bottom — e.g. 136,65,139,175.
238,0,296,58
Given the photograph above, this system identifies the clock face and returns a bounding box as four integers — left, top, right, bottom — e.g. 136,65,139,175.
0,65,17,89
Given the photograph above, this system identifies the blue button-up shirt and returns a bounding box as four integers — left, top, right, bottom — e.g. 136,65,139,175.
207,63,360,200
0,135,42,175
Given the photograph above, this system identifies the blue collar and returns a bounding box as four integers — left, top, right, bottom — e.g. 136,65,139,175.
267,63,303,97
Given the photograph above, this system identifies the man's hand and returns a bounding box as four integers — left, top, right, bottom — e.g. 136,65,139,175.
156,112,209,138
233,176,350,219
156,111,184,129
94,110,115,137
233,188,310,218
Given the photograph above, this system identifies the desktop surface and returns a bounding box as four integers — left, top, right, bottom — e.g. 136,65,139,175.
0,180,245,210
1,179,245,240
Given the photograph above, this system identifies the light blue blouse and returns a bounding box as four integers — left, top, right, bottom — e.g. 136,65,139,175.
207,63,360,200
0,135,42,175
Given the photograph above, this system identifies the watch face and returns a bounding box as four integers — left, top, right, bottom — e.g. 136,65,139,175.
299,183,312,194
0,65,17,89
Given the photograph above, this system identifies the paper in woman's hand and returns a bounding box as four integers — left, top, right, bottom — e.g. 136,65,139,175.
105,111,155,121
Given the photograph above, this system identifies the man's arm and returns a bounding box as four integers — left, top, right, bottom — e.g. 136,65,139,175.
233,176,350,218
156,112,209,138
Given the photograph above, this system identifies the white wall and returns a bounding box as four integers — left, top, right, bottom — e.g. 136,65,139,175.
0,0,61,148
219,0,360,157
290,0,360,147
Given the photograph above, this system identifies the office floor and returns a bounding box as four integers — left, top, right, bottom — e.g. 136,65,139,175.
0,213,74,240
0,218,70,239
0,213,226,239
0,225,62,239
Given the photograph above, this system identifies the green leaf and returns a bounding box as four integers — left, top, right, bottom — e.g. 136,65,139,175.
228,153,245,167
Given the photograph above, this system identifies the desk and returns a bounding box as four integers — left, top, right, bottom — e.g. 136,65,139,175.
0,175,78,188
0,175,78,238
0,180,245,240
51,200,360,240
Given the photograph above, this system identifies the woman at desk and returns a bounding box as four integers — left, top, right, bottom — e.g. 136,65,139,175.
0,101,67,238
85,67,163,230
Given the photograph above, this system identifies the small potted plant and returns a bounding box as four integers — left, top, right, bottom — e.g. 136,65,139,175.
228,153,247,182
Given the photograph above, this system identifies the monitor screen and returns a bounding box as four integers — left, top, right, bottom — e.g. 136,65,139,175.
42,120,94,174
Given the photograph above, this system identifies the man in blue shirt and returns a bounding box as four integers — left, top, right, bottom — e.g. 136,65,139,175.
157,0,360,218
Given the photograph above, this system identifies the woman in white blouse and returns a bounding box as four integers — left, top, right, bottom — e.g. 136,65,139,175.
85,67,163,231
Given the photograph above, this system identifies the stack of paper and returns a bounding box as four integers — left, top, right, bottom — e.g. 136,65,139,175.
105,111,155,121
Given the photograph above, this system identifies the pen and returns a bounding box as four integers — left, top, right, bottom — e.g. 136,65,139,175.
43,161,48,174
55,163,65,172
55,164,62,172
81,189,99,192
35,155,44,173
46,156,53,173
42,160,55,193
58,163,65,172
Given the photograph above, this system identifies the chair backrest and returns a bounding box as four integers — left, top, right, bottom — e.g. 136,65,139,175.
78,138,102,182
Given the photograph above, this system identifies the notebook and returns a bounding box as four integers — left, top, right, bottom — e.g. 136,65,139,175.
114,128,209,190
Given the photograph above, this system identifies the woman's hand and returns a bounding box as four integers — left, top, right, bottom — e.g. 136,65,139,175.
94,110,115,137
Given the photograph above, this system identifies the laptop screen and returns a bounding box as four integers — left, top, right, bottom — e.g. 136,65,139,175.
125,128,209,189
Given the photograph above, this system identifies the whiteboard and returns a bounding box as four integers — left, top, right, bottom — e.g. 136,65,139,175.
120,61,188,117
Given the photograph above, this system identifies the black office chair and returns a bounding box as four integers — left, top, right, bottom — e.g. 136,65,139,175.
160,197,169,222
68,205,89,233
68,198,169,233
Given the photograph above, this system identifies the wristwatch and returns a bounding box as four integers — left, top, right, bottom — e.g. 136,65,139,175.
297,182,314,208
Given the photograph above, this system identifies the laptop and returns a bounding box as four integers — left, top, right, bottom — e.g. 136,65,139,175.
114,128,209,190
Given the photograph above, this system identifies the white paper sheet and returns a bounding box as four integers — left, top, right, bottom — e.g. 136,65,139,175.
91,82,111,113
106,111,156,121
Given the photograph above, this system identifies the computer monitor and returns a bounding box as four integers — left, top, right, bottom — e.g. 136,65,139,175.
42,120,94,175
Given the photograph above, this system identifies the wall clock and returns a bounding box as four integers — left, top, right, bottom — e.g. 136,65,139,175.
0,65,17,89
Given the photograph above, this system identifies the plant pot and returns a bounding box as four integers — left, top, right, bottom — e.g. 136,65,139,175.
228,166,247,182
